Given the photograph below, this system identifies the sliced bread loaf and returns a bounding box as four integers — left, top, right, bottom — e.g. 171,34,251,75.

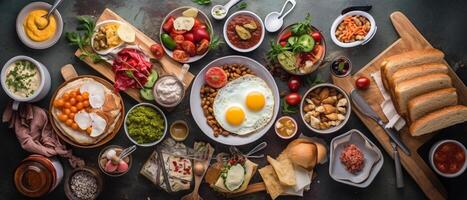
409,105,467,136
394,73,451,116
390,63,448,88
381,48,444,90
408,88,458,121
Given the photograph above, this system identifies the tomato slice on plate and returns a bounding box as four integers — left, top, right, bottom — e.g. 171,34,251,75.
205,67,227,88
172,50,189,62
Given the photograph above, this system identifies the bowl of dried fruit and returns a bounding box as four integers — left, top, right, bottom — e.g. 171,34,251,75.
300,83,351,134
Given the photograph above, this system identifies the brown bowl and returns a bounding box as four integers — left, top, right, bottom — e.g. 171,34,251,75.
64,166,103,200
49,75,125,149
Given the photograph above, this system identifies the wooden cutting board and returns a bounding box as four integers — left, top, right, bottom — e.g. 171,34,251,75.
75,9,194,102
333,12,467,200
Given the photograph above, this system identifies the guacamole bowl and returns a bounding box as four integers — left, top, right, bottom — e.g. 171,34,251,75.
124,103,167,147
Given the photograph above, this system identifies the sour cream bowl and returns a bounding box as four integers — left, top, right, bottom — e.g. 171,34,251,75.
1,55,51,110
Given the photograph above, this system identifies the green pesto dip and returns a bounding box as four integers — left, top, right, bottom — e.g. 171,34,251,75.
126,105,165,144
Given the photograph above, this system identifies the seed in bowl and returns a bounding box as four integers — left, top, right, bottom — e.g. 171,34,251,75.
303,87,348,130
335,15,371,43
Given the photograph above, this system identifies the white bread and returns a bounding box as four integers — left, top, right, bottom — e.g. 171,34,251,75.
394,73,451,116
408,88,458,121
390,63,448,88
381,48,444,90
409,105,467,136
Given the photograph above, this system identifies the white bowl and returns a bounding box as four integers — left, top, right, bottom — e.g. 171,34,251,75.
189,56,280,146
91,20,125,55
1,55,51,110
223,11,265,53
274,116,298,140
429,140,467,178
330,11,376,48
124,103,168,147
159,6,213,63
16,2,63,49
300,83,351,134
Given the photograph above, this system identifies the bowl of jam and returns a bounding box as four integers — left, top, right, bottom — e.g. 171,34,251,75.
429,140,467,178
330,56,352,77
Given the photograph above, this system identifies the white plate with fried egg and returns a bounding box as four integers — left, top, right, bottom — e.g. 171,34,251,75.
190,56,280,146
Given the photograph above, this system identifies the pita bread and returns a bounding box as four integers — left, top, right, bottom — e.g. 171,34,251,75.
259,165,284,200
267,156,296,186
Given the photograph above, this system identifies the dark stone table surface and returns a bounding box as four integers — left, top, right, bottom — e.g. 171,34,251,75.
0,0,466,200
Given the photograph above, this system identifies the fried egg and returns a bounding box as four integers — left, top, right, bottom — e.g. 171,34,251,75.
213,75,274,135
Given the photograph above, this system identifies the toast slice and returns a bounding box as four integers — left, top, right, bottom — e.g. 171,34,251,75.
381,48,444,90
408,88,458,121
394,73,452,116
390,63,448,88
409,105,467,136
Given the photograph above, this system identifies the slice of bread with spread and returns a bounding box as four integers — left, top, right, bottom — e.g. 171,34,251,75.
408,88,458,122
409,105,467,136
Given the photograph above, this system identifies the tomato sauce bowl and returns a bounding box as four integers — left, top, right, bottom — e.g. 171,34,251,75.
429,140,467,178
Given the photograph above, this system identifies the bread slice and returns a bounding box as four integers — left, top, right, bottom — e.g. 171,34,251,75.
381,48,444,90
394,73,451,116
408,88,458,121
390,63,448,88
409,105,467,136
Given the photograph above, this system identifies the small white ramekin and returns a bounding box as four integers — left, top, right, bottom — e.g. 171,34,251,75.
330,11,376,48
223,10,265,53
429,140,467,178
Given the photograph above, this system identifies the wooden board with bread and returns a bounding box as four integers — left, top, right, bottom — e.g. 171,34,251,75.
332,12,466,200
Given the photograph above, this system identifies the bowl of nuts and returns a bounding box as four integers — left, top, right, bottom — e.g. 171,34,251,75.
300,83,351,134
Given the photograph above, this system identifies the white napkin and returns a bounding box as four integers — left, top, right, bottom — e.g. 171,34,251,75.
370,71,406,131
282,166,312,196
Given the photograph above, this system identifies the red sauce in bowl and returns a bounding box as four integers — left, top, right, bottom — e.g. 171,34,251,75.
433,142,466,174
226,14,262,49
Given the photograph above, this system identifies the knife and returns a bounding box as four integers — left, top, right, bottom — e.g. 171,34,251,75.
350,89,411,155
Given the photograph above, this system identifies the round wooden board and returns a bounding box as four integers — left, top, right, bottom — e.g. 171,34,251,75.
49,70,125,149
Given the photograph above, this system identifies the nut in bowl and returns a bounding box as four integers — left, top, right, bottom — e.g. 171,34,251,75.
124,103,167,147
300,83,351,134
224,10,265,52
330,11,377,48
429,140,467,178
268,14,326,75
160,7,212,63
91,20,128,55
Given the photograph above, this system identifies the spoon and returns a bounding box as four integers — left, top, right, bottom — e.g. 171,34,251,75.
181,149,210,200
211,0,242,20
264,0,296,32
118,145,137,161
37,0,64,30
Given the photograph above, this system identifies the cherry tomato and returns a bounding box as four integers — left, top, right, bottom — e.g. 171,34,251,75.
150,43,165,59
58,114,68,122
75,95,83,102
355,76,371,90
171,28,187,35
69,98,77,105
280,41,287,47
181,41,196,56
163,16,174,33
76,102,84,110
285,93,301,106
193,28,210,42
83,100,90,108
65,119,73,127
64,102,72,109
53,99,65,108
62,93,70,100
204,67,227,88
183,33,195,42
196,39,209,55
172,50,189,62
63,108,71,115
288,76,301,92
82,92,89,100
68,112,75,120
279,31,292,42
71,123,79,130
70,106,78,113
311,32,322,43
70,90,78,97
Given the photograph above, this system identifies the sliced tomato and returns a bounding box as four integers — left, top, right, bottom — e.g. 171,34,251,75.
172,50,189,62
280,41,287,47
193,19,203,29
196,39,209,55
150,43,164,59
279,31,292,42
171,28,187,35
163,16,175,33
173,34,185,44
312,44,324,60
205,67,227,88
181,41,196,56
183,33,195,42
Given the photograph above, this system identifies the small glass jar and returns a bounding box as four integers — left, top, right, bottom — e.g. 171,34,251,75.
330,56,352,77
14,155,64,198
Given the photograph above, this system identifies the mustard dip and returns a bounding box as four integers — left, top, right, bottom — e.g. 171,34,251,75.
23,10,56,42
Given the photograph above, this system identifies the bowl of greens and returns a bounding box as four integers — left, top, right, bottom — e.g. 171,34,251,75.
124,103,167,147
267,14,326,75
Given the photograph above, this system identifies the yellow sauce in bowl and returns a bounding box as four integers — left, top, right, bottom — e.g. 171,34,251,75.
23,10,56,42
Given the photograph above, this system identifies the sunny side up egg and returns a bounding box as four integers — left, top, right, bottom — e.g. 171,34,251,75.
213,75,274,135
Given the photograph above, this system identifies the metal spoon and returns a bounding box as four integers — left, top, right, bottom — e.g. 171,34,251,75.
264,0,296,32
37,0,64,30
118,145,137,161
211,0,242,20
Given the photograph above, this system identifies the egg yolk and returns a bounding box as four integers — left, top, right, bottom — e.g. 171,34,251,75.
246,91,265,111
225,106,245,126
